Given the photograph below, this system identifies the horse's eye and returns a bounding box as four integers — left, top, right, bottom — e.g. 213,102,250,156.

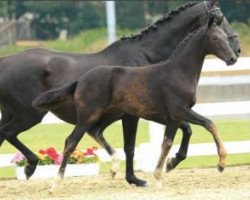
216,16,224,25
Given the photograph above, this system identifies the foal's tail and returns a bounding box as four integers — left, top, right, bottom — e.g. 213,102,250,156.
32,81,78,111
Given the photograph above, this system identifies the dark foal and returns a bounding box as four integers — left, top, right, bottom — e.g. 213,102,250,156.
1,1,240,186
33,17,237,191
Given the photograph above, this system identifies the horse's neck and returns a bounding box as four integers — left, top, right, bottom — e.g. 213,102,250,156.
171,32,206,84
140,3,206,63
105,2,206,65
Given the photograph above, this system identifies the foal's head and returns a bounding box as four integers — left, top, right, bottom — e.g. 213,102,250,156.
204,16,238,65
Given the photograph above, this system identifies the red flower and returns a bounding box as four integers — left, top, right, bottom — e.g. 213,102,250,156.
84,146,97,156
46,147,59,161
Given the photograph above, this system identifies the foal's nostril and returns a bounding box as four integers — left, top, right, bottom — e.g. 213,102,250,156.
230,56,237,64
238,48,241,54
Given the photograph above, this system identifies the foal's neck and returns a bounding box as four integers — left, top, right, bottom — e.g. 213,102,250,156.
164,28,206,84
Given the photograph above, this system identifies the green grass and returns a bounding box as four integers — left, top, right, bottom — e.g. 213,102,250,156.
0,119,249,179
0,121,149,154
0,27,135,57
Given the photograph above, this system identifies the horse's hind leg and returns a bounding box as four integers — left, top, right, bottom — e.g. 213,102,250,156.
166,121,192,172
0,112,45,179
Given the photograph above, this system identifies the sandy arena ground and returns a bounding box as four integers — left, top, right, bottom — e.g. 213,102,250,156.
0,166,250,200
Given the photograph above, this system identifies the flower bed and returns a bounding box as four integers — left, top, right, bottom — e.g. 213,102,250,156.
12,147,100,180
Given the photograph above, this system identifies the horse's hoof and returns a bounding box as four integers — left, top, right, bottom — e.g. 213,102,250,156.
127,176,147,187
24,164,37,180
110,169,116,179
49,177,62,194
166,158,174,173
217,164,225,173
49,184,59,194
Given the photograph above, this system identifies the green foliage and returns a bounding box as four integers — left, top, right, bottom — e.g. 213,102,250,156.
116,1,145,30
1,1,250,40
37,156,53,166
15,159,27,167
21,1,105,39
220,0,250,23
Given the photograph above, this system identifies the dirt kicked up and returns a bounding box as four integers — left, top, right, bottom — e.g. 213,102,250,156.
0,166,249,200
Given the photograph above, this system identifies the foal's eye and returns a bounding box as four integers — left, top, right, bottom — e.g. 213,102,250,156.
216,18,223,25
216,16,224,25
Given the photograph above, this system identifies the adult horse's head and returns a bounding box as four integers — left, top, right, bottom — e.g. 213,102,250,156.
204,16,238,65
203,0,241,57
128,1,240,63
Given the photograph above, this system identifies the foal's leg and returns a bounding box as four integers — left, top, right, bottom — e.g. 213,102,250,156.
122,115,147,187
154,120,180,180
178,109,227,172
166,121,192,172
88,129,116,155
50,124,87,193
88,116,122,178
50,104,103,193
88,129,120,178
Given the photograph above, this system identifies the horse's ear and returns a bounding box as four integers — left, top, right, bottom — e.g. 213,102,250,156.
210,0,220,7
208,15,215,27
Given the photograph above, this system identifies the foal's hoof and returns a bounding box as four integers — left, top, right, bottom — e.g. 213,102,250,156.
110,169,116,179
24,164,37,179
126,176,147,187
166,158,174,173
154,169,162,180
217,164,225,173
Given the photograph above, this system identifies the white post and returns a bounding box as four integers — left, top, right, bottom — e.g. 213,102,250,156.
106,1,116,44
149,122,165,145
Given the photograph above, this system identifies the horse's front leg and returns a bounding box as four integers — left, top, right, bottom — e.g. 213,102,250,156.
178,108,227,172
154,119,180,180
166,121,192,172
122,115,147,187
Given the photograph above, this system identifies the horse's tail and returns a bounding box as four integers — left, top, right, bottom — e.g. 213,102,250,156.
32,81,78,111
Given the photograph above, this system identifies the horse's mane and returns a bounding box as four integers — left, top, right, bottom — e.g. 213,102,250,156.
121,2,198,40
164,26,205,64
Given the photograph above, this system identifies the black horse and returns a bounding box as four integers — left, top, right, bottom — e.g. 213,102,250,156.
0,1,240,186
33,16,237,191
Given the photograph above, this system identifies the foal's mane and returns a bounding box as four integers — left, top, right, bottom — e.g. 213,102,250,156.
164,26,205,64
121,2,198,40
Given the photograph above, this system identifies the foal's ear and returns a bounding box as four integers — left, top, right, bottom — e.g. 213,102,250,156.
208,15,215,27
